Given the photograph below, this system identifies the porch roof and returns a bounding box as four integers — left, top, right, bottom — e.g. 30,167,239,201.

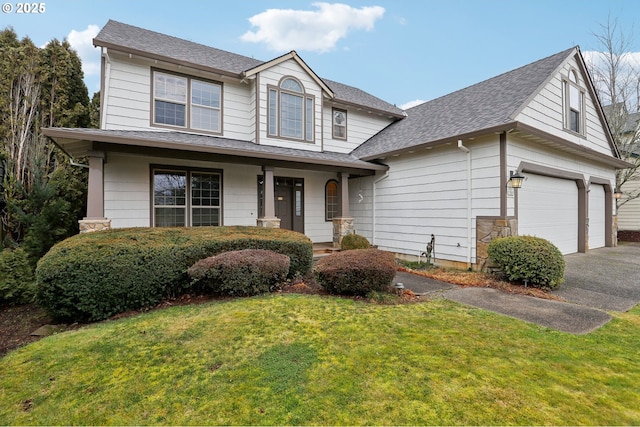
43,128,388,175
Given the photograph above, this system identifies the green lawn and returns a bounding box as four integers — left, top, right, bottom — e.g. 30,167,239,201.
1,294,639,425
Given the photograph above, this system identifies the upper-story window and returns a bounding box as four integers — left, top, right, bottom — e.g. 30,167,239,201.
562,69,585,135
332,108,347,140
268,77,314,142
153,70,222,134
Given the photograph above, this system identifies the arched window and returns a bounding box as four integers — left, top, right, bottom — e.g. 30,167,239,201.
562,68,585,134
325,180,338,220
268,77,315,142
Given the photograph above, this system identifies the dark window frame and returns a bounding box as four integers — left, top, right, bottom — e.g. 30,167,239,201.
267,76,315,143
325,179,339,221
151,68,223,135
332,108,347,140
151,165,223,227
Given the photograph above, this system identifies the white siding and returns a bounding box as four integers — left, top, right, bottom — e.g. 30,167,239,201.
104,154,336,242
102,53,255,141
515,56,613,156
322,106,396,154
104,57,151,130
350,138,501,263
507,134,616,182
104,154,151,227
104,153,261,229
618,179,640,230
257,61,324,152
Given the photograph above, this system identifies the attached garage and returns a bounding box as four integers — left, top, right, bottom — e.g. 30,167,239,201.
518,173,579,254
588,184,606,249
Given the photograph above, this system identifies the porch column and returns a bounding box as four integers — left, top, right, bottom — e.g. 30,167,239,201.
257,166,281,228
79,151,111,233
333,172,354,248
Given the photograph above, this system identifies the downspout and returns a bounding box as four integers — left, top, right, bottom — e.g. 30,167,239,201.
458,140,472,269
100,48,111,130
372,170,389,246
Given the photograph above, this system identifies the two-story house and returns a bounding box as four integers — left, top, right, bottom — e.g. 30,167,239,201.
44,20,630,270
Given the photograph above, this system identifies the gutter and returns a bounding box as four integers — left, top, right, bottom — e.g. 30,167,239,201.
100,48,111,130
458,140,472,269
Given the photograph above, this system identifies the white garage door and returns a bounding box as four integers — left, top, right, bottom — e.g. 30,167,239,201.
518,174,579,254
589,184,606,249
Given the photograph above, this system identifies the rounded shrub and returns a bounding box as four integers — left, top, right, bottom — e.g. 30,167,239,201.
35,226,313,322
487,235,565,289
340,233,371,250
0,248,36,305
187,249,290,296
314,248,396,296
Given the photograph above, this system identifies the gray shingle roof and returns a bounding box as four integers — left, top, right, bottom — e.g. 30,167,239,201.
352,47,577,160
94,20,404,117
44,128,386,172
94,19,263,74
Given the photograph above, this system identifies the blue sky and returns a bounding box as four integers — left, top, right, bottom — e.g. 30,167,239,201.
2,0,639,108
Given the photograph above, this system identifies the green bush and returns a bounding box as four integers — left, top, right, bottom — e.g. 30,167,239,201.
188,249,289,296
35,226,313,322
0,248,36,305
315,248,396,296
487,235,565,289
341,233,371,250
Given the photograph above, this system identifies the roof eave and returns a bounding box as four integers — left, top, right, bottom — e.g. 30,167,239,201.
357,123,518,161
42,128,387,173
94,40,244,80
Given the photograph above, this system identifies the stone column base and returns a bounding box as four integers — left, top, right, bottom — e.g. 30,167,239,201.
332,217,354,249
257,217,281,228
476,217,517,271
79,218,112,234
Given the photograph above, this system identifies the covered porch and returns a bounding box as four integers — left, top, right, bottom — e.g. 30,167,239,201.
43,128,387,246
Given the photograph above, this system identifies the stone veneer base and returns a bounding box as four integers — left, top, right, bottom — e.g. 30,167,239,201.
79,219,112,234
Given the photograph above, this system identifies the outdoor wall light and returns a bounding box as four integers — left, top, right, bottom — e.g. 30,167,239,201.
507,170,525,189
614,188,623,199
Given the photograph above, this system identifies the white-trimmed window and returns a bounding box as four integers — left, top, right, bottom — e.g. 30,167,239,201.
153,70,222,133
332,108,347,140
153,168,222,227
562,69,585,135
267,77,315,142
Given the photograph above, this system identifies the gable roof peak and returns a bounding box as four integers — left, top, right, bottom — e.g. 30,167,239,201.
352,46,580,160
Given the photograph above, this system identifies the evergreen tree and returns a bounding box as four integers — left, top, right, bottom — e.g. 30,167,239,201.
0,27,91,265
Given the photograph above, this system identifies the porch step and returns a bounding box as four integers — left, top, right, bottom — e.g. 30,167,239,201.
313,243,340,259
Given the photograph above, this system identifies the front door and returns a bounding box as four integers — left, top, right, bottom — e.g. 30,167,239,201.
275,184,293,230
258,176,304,233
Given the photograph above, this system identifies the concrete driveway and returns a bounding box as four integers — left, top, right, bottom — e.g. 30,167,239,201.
552,242,640,312
400,242,640,334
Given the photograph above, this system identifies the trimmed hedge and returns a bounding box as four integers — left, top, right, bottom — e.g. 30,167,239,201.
0,248,35,305
188,249,290,296
35,226,313,322
315,248,396,295
488,235,565,289
340,233,371,250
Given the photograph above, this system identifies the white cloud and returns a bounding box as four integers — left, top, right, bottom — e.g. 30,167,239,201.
241,2,385,53
399,99,425,110
67,24,101,77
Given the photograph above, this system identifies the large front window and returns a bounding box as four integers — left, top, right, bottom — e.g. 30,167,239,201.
153,70,222,133
153,168,221,227
268,77,314,142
